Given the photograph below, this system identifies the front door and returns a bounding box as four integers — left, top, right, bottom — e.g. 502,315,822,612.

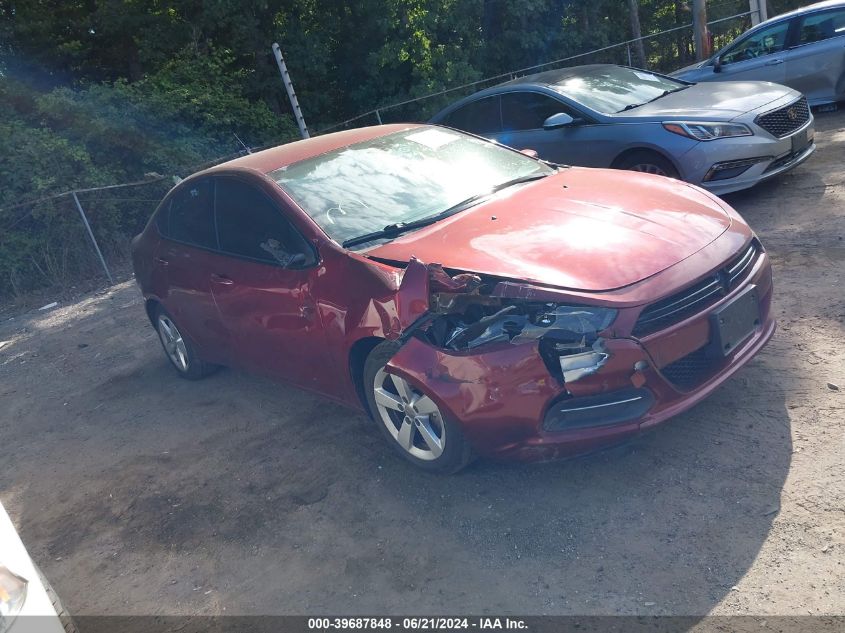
716,19,791,84
209,176,334,394
492,91,615,167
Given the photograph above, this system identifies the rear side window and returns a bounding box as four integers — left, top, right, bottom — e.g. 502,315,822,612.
798,9,845,44
443,96,501,135
501,92,571,131
215,178,305,266
162,179,216,249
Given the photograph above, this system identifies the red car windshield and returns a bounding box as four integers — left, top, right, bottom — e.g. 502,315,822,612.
270,126,552,247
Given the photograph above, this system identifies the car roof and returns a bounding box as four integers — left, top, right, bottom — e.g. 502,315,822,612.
757,0,844,26
205,123,424,175
429,64,620,120
496,64,617,89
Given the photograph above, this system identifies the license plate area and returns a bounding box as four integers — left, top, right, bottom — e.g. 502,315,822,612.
791,127,810,153
708,285,760,357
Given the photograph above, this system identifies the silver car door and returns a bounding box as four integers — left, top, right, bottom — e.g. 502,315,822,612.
716,20,791,84
492,91,615,167
784,7,845,104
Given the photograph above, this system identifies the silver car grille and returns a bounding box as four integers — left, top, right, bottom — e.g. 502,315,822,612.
632,241,759,337
755,97,810,138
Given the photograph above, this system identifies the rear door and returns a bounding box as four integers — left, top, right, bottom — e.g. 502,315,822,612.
717,19,792,84
785,7,845,103
156,177,229,362
209,175,334,393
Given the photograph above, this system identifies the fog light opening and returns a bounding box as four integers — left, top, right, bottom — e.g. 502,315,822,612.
703,156,771,182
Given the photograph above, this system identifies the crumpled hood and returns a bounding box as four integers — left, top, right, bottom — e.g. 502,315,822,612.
367,168,732,292
616,81,795,119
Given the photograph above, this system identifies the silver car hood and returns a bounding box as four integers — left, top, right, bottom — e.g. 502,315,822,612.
615,81,797,120
672,61,708,76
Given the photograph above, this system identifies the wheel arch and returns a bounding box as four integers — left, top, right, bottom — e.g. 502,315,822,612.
144,298,161,327
349,336,387,414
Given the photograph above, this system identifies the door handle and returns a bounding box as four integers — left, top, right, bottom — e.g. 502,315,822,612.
765,59,784,65
211,273,234,285
155,257,169,267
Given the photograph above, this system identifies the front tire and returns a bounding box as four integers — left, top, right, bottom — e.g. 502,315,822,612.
614,150,680,179
363,341,472,473
154,306,217,380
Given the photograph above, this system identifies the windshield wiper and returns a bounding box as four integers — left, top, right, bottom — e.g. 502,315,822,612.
618,86,690,112
647,85,690,103
341,172,551,249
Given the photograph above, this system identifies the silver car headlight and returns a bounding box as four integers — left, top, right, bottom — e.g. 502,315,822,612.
0,565,28,633
663,121,752,141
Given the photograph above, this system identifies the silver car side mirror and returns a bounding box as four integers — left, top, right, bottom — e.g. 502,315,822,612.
713,56,723,73
543,112,575,130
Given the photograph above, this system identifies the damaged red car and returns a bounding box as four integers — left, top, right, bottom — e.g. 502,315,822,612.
131,124,775,473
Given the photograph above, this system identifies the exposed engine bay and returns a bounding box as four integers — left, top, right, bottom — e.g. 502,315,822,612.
406,262,616,384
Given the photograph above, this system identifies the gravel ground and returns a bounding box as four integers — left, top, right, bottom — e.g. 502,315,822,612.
0,111,843,620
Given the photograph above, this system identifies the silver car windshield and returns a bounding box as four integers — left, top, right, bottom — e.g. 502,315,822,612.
270,127,552,246
552,66,686,114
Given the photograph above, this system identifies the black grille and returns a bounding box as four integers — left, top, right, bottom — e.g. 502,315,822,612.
632,241,758,337
755,97,810,138
660,346,720,391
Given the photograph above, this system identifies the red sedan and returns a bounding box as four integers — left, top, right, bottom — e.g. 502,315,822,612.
131,124,775,473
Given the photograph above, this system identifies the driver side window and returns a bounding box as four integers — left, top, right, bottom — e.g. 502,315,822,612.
214,177,311,268
500,92,573,132
721,21,790,64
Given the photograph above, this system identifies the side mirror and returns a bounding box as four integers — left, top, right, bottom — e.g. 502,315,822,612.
519,148,539,159
713,56,723,73
542,112,575,130
285,252,308,269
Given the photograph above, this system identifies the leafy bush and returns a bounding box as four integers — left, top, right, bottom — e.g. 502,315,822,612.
0,47,298,298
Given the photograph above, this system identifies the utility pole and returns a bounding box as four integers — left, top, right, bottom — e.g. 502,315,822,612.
272,43,309,139
749,0,768,26
627,0,647,68
692,0,711,61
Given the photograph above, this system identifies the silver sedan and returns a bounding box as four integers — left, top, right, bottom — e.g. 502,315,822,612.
429,64,815,195
672,0,845,107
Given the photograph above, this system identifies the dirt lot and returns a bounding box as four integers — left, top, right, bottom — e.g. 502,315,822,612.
1,111,843,621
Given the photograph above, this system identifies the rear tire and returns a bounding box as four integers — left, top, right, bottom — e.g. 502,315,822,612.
363,341,472,474
154,306,217,380
614,150,680,179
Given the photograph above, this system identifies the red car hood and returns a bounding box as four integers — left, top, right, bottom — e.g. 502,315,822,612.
366,168,732,292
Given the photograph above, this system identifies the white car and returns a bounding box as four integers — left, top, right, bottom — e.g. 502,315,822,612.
0,502,72,633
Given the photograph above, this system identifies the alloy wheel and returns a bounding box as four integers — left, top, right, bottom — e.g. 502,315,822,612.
372,368,446,461
157,315,189,372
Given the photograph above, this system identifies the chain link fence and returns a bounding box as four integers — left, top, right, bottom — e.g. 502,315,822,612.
0,179,173,299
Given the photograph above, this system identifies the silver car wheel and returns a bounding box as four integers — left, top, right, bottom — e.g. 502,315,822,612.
629,163,668,176
373,368,445,461
157,315,189,372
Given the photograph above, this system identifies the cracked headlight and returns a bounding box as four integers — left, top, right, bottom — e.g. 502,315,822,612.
529,306,616,384
663,121,752,141
0,565,27,633
557,339,609,383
